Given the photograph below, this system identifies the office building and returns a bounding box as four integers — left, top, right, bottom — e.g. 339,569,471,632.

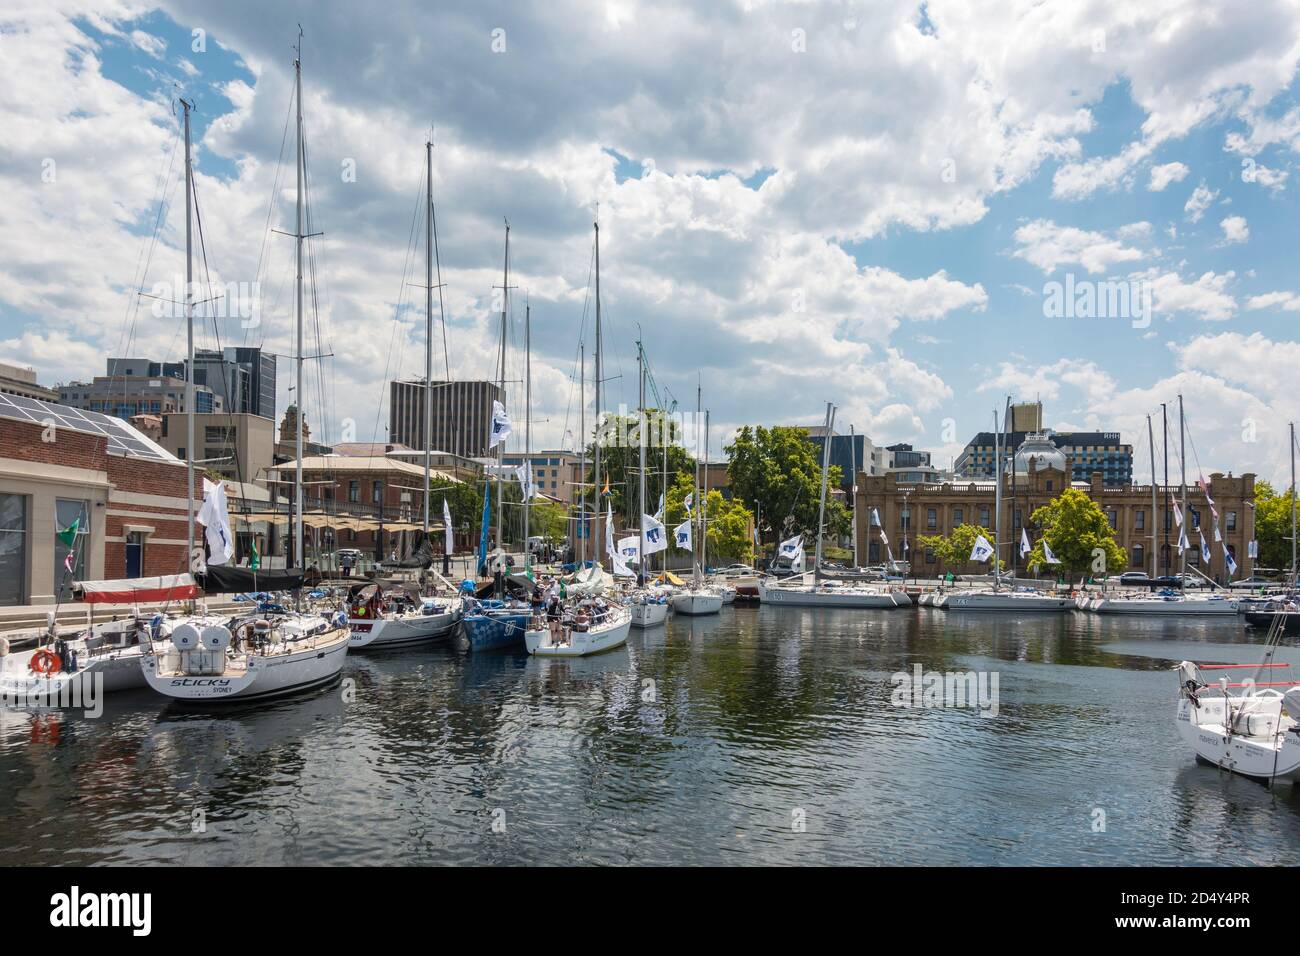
390,380,504,460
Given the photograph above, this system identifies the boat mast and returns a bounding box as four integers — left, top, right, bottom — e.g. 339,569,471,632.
662,399,669,576
423,139,433,545
1291,421,1296,585
692,381,701,587
181,97,196,572
496,221,508,585
579,342,586,568
1162,402,1169,576
523,297,531,571
814,402,835,581
1147,413,1158,579
993,407,1001,592
293,42,305,574
703,408,711,577
638,340,647,586
850,424,858,569
593,218,603,572
1179,394,1187,588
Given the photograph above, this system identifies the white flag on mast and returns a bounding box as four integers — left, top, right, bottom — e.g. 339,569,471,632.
488,401,512,449
1042,540,1060,565
197,477,234,566
970,534,994,563
1020,528,1031,557
641,513,668,555
673,518,692,551
442,498,454,557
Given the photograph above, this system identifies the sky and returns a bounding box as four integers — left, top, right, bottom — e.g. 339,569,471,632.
4,0,1300,486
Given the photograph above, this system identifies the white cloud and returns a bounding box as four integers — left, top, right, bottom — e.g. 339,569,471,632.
1148,161,1190,191
1144,269,1237,322
1011,219,1147,274
1220,215,1249,243
1184,182,1218,222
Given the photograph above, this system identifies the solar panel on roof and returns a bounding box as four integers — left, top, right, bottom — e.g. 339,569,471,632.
0,393,178,463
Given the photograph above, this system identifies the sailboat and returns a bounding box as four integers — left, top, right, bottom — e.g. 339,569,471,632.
629,340,669,628
0,575,199,700
141,45,351,703
346,138,462,649
944,405,1072,612
670,384,723,616
461,221,532,651
1088,396,1237,616
758,403,905,608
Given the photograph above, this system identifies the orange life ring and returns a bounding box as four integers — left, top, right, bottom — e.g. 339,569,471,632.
30,649,61,675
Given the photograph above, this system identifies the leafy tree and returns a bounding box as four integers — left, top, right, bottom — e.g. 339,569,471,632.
918,524,1003,573
528,499,570,544
726,425,850,547
1024,488,1126,581
704,490,755,564
585,408,694,524
1252,480,1294,570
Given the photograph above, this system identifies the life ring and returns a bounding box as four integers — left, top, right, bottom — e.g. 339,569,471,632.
30,649,61,675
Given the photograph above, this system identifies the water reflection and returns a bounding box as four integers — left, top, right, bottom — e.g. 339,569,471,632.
1,608,1298,864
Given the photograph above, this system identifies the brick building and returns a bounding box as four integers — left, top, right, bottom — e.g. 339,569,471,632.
856,457,1256,581
0,395,199,605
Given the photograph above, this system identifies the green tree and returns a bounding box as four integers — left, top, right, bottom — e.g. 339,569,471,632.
1024,488,1126,581
1252,480,1294,570
528,499,569,545
725,425,849,547
918,524,1003,573
704,489,755,564
586,408,693,523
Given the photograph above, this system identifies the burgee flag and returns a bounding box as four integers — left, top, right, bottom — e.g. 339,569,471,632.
488,401,512,449
970,535,994,563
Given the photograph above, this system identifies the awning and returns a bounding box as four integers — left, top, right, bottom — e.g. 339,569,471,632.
75,573,198,605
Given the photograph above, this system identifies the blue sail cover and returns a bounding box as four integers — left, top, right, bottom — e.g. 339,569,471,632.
476,481,491,572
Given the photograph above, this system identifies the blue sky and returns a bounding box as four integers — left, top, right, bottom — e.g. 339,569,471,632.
4,1,1300,484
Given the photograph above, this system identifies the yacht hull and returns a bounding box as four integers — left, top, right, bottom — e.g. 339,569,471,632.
670,592,723,616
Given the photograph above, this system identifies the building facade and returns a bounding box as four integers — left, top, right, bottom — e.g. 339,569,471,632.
59,373,221,418
390,380,504,460
191,347,277,420
956,429,1133,486
856,461,1256,581
159,412,276,487
0,397,198,605
0,362,59,403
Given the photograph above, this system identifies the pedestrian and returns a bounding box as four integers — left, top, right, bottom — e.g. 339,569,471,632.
442,550,451,576
390,547,397,563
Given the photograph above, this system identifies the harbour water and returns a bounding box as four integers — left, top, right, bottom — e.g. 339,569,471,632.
3,606,1300,866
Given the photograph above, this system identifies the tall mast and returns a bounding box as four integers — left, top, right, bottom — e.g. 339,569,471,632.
814,402,834,580
662,397,669,575
496,222,508,571
293,43,305,572
579,342,586,567
593,218,603,571
993,407,1002,591
523,298,531,570
1162,402,1169,575
423,138,433,542
1291,421,1297,583
1147,414,1158,579
638,340,647,586
181,98,195,571
692,381,701,587
850,424,858,569
703,408,711,577
1179,394,1187,587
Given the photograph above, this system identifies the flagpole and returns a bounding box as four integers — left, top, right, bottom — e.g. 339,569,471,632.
1179,394,1187,591
1147,413,1158,579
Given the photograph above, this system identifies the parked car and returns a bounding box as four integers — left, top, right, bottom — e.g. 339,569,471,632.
1118,571,1151,585
1229,576,1280,590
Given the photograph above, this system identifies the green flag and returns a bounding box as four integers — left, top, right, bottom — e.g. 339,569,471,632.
56,517,79,549
250,537,261,570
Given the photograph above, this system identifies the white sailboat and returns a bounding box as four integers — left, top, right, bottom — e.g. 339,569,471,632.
670,384,723,616
142,44,350,703
0,575,199,700
346,139,463,649
525,598,632,656
757,403,904,609
946,404,1071,613
1086,396,1238,616
626,340,670,628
